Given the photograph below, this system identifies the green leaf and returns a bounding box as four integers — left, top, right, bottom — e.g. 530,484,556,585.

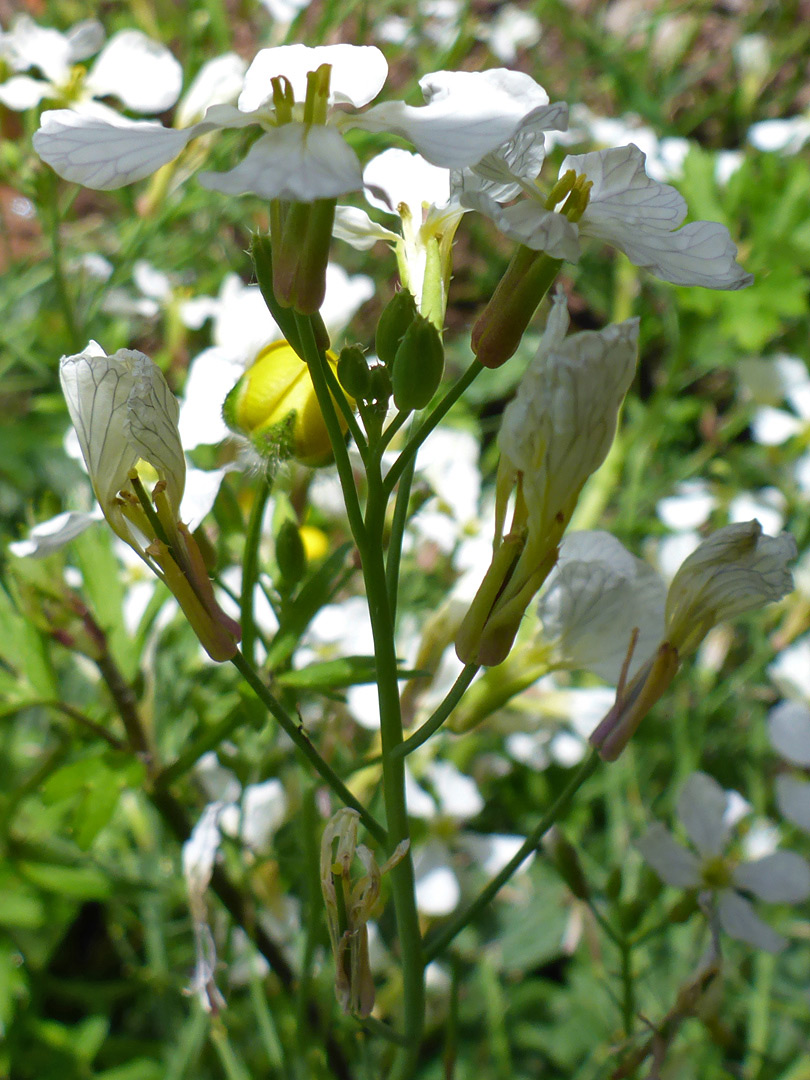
19,862,111,900
275,656,422,691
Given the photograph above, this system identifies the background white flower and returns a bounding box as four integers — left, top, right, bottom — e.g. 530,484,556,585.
639,771,810,953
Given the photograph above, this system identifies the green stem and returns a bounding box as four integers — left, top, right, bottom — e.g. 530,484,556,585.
362,462,425,1076
44,174,81,349
231,649,386,845
294,313,368,554
385,359,482,496
385,451,416,621
424,750,600,961
393,664,479,759
240,471,273,667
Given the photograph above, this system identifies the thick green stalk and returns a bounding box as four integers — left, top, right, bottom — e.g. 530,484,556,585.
363,457,425,1077
296,311,425,1070
425,750,601,961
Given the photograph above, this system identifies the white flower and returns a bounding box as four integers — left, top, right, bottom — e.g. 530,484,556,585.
174,53,248,127
8,508,104,558
476,5,541,63
0,15,181,114
638,772,810,953
665,521,796,656
748,115,810,155
536,530,666,683
334,148,464,308
768,701,810,834
34,43,386,197
465,143,752,290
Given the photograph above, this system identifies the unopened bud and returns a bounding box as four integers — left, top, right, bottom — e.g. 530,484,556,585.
337,344,371,400
391,314,444,413
224,340,348,467
276,519,306,587
544,827,589,900
376,289,418,367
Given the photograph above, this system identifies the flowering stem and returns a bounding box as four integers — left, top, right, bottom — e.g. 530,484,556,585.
294,313,367,551
393,664,479,759
362,453,425,1075
424,750,601,961
240,471,274,667
231,649,387,845
44,173,81,349
385,358,483,496
385,452,416,620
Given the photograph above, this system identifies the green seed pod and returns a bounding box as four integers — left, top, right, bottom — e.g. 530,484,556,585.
543,827,589,900
391,314,444,413
337,345,371,400
375,289,418,367
276,519,307,587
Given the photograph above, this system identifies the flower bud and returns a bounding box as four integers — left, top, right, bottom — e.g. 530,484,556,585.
375,288,418,367
391,314,444,413
224,340,348,467
543,827,589,900
337,344,371,400
275,519,307,587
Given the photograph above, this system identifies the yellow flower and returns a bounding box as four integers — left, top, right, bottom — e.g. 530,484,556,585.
225,340,348,467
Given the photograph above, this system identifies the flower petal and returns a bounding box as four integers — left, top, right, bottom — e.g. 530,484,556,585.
565,144,687,235
537,530,667,683
8,509,103,558
353,68,550,170
86,30,182,113
34,108,196,189
717,889,786,952
239,43,387,110
333,205,400,250
0,75,49,111
3,15,73,84
768,700,810,766
199,125,363,200
175,53,247,127
775,776,810,833
462,190,580,260
363,147,451,219
637,823,702,887
733,851,810,903
64,20,105,63
677,772,730,857
566,144,753,289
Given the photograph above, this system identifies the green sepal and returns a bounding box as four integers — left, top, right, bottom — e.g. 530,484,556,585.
375,289,418,367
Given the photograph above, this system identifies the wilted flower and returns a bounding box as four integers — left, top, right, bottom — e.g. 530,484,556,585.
320,809,408,1017
592,521,796,760
183,803,227,1013
639,772,810,953
456,295,639,666
59,343,240,661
